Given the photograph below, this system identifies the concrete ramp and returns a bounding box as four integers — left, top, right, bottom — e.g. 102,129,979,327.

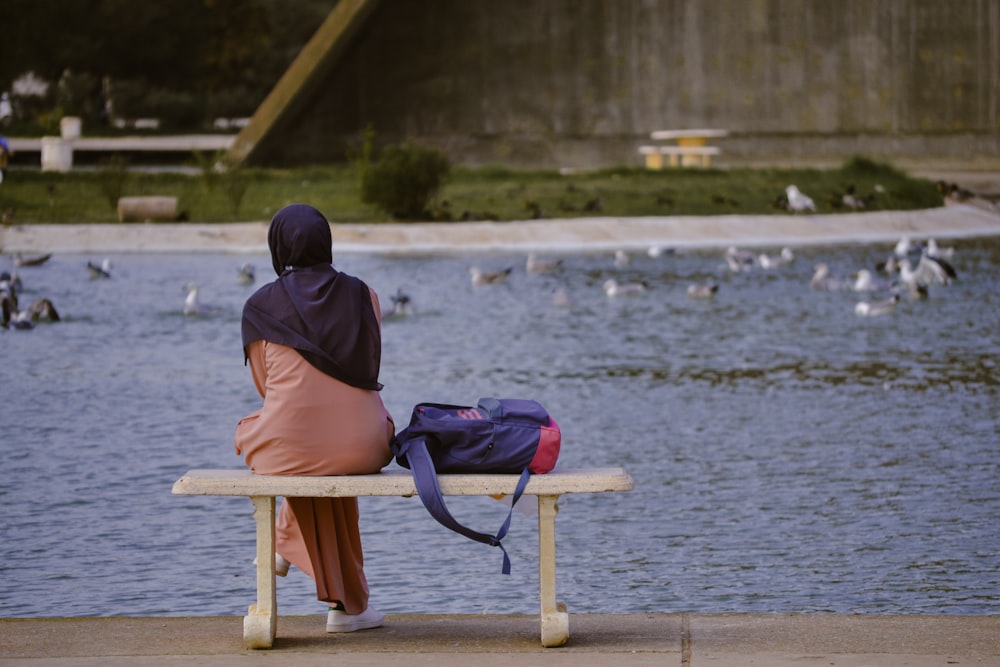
228,0,383,165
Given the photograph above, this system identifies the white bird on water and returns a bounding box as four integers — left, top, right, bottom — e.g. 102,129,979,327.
899,255,957,288
894,236,915,257
381,288,413,319
237,263,256,286
810,263,845,291
785,185,816,213
686,281,718,299
926,238,955,260
724,246,755,272
526,253,562,274
603,278,647,297
551,286,573,308
851,269,888,292
183,282,220,316
87,259,112,279
854,294,900,317
758,247,795,269
469,266,513,286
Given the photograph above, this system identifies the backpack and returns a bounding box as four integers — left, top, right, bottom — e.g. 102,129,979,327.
390,397,561,573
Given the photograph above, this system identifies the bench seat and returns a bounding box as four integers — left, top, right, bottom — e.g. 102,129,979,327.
173,467,634,649
638,144,721,168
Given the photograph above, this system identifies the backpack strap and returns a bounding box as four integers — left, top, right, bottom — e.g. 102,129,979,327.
397,435,530,575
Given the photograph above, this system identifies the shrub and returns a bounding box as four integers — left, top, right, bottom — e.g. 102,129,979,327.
361,142,451,220
97,154,130,212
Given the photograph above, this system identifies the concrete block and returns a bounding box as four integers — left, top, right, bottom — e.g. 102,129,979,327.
117,196,179,222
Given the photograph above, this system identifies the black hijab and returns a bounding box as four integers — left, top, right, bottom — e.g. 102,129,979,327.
241,204,383,390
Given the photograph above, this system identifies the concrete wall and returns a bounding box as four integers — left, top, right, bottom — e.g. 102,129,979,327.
253,0,1000,169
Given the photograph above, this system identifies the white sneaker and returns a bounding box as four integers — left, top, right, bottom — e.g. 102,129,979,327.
325,605,385,633
251,554,291,577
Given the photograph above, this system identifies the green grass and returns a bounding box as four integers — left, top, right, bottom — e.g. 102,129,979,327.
0,155,943,224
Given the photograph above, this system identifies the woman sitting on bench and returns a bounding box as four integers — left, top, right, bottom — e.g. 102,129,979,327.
235,203,394,633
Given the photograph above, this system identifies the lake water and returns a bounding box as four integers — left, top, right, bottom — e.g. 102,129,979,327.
1,235,998,619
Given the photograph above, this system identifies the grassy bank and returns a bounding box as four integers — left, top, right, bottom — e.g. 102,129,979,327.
0,156,943,224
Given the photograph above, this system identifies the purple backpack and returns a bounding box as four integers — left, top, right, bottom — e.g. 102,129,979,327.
391,397,561,573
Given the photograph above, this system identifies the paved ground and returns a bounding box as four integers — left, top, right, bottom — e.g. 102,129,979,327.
2,202,998,257
2,613,998,666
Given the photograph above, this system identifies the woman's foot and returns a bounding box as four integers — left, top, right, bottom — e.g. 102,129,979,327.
251,553,291,577
325,605,385,633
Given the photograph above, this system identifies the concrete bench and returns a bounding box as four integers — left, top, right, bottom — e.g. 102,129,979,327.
172,467,634,649
638,144,721,169
117,196,180,222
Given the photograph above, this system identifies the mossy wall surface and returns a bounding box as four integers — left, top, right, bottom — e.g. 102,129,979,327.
252,0,1000,168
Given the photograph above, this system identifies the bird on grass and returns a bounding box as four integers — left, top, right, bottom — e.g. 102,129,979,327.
785,185,816,213
841,184,866,210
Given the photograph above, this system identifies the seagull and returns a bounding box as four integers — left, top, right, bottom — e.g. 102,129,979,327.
182,282,220,316
526,253,562,274
382,288,413,319
1,295,59,329
603,278,647,297
87,259,112,279
894,236,915,257
899,255,957,287
876,254,898,276
237,263,256,286
842,185,866,210
647,245,675,258
785,185,816,212
851,269,888,292
725,246,755,272
26,298,60,322
0,270,22,297
686,281,719,299
14,252,53,267
613,250,631,267
855,294,900,317
810,263,845,291
551,287,573,308
469,266,513,286
925,238,955,260
758,247,795,269
1,294,33,329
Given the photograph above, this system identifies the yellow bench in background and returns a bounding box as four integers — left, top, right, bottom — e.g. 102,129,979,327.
639,128,728,168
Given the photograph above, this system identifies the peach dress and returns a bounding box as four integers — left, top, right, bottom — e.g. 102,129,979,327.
235,305,394,612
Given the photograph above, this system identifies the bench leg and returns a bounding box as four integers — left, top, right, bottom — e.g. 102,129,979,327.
537,494,569,647
244,495,277,649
